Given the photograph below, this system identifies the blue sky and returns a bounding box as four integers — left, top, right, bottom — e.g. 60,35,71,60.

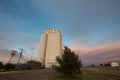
0,0,120,65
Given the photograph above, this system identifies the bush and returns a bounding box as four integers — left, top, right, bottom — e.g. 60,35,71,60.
55,46,82,76
3,63,15,71
0,62,3,69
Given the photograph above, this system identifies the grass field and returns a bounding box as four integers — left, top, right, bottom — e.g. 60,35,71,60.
54,67,120,80
0,67,120,80
82,67,120,80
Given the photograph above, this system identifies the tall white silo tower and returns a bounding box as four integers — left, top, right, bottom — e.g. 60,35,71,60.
37,28,62,68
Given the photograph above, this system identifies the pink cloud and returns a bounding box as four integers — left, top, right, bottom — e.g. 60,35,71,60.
0,49,32,64
69,41,120,55
69,41,120,65
0,50,10,63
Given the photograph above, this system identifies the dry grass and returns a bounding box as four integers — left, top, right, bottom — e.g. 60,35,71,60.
54,67,120,80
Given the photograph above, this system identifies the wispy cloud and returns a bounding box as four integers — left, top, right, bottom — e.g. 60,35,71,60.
0,0,120,65
0,12,39,59
0,49,32,63
31,0,120,46
70,41,120,54
0,50,10,63
69,41,120,65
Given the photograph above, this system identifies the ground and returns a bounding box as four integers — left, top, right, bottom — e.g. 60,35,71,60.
0,67,120,80
0,69,57,80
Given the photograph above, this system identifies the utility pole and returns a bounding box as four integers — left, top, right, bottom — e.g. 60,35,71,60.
8,50,17,64
17,48,25,64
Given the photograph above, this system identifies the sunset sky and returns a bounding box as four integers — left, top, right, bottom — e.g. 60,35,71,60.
0,0,120,65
